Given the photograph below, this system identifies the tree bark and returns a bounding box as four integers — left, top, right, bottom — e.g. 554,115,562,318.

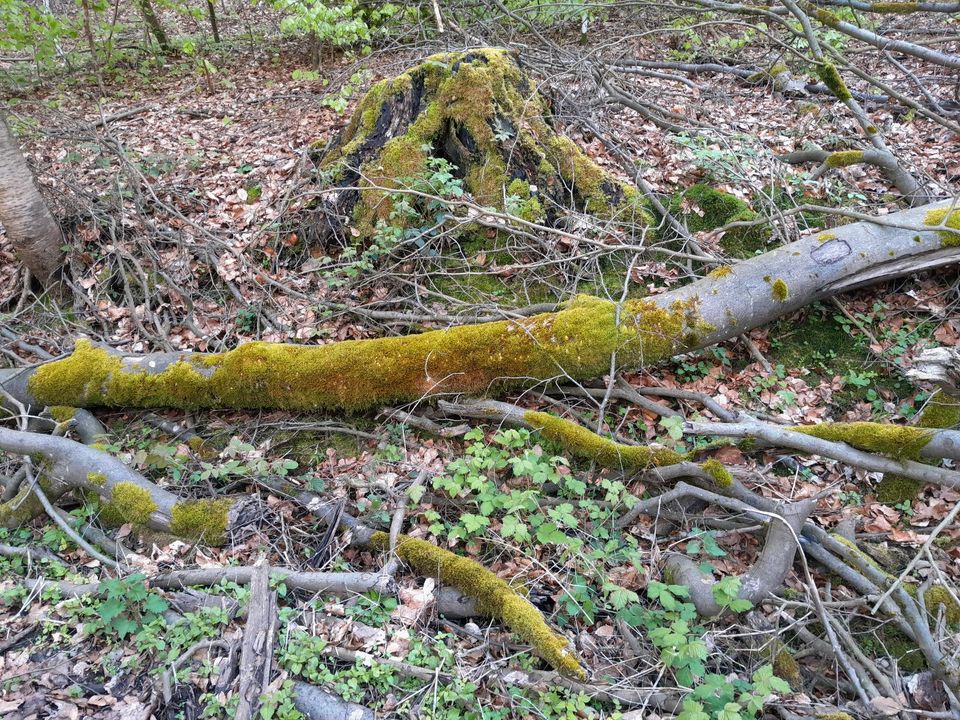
206,0,220,43
0,116,64,288
135,0,172,54
2,199,957,414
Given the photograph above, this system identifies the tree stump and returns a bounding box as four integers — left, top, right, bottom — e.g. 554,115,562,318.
312,47,648,245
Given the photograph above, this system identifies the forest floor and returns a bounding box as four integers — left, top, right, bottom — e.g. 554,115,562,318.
1,7,959,720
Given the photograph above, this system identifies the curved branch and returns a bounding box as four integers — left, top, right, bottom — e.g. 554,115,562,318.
664,497,815,616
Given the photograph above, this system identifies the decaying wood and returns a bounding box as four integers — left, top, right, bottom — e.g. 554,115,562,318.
235,558,278,720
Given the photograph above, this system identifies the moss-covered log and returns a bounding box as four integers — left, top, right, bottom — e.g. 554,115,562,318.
312,48,648,243
2,201,957,414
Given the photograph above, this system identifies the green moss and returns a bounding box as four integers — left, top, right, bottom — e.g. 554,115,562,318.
47,406,76,422
816,233,836,242
792,421,933,459
824,150,865,168
747,63,789,82
671,184,768,258
771,279,789,302
772,646,802,690
700,458,733,488
518,196,544,223
508,178,531,198
815,61,852,102
169,498,233,545
925,584,960,625
814,8,842,26
323,48,648,238
30,299,711,412
878,392,960,503
918,392,960,429
868,1,920,12
865,125,878,135
857,624,925,672
86,472,107,487
707,266,732,279
523,410,687,470
924,207,960,246
106,482,158,525
370,531,585,678
831,533,888,576
0,477,52,528
875,475,922,504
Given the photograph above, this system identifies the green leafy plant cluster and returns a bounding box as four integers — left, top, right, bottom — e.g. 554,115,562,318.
317,155,466,288
0,0,79,64
624,581,789,719
74,573,170,642
273,0,408,54
429,426,585,547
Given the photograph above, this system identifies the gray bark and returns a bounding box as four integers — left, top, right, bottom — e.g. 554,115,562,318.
0,117,64,287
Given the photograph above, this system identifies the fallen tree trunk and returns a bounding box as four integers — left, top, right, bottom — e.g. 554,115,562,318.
2,200,957,413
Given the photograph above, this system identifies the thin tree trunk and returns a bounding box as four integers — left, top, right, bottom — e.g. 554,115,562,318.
135,0,172,53
206,0,221,43
0,117,64,288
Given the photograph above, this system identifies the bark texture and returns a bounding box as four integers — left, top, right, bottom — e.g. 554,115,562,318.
0,117,64,286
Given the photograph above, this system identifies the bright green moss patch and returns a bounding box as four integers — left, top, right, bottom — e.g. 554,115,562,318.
772,646,802,690
700,458,733,488
30,299,710,412
924,207,960,247
878,392,960,503
670,184,769,258
771,279,789,302
824,150,864,168
707,266,732,279
816,233,836,242
86,472,107,487
370,531,585,678
169,498,233,545
523,410,687,469
926,584,960,625
876,475,921,504
47,406,76,423
107,482,158,525
869,1,920,11
919,392,960,429
814,8,842,26
793,422,933,459
815,61,852,102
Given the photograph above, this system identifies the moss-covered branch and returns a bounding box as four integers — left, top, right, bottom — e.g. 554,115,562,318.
367,531,585,678
1,201,957,416
0,427,244,543
685,420,960,492
20,295,709,412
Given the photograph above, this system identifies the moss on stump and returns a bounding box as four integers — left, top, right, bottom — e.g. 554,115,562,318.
314,48,650,242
